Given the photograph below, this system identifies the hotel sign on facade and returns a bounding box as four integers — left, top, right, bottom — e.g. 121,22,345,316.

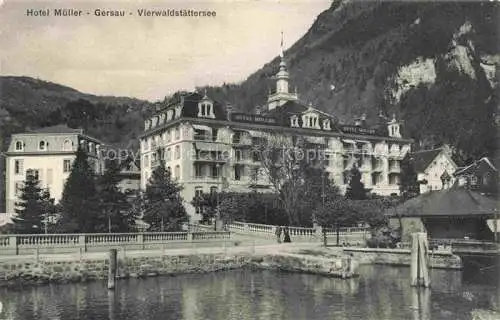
230,113,278,125
340,125,377,135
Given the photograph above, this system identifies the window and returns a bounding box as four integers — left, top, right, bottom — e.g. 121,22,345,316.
210,186,218,194
26,169,39,181
15,182,24,196
14,160,23,175
63,159,72,173
166,130,171,142
194,186,203,214
15,141,24,151
211,164,219,178
470,175,478,186
234,165,242,181
144,155,149,168
63,139,73,151
195,187,203,198
194,164,202,177
166,148,171,161
174,165,180,179
47,168,53,185
290,115,299,127
175,146,180,159
175,128,180,140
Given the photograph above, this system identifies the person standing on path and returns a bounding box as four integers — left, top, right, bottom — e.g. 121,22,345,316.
283,226,291,243
275,225,282,243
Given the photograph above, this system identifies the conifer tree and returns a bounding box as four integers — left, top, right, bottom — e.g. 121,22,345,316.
142,161,187,231
58,147,103,233
345,165,367,200
95,160,136,232
12,174,54,234
400,155,420,200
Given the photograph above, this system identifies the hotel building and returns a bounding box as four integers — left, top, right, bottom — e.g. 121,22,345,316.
4,125,104,213
139,53,413,204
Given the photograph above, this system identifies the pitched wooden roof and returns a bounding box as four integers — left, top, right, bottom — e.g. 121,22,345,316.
388,188,498,217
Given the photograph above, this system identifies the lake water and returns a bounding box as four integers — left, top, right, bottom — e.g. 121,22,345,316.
0,259,498,320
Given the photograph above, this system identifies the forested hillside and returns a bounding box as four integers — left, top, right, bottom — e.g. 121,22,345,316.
201,1,499,164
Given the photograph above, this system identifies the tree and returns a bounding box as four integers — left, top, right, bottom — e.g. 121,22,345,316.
95,160,136,233
58,147,103,233
314,197,358,246
400,155,420,200
12,175,55,234
192,191,218,224
142,161,187,232
257,133,337,226
345,165,367,200
39,189,58,233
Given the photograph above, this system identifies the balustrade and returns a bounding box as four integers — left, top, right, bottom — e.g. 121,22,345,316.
1,231,231,255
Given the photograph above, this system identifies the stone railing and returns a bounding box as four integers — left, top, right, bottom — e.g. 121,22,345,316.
0,231,231,255
397,238,500,254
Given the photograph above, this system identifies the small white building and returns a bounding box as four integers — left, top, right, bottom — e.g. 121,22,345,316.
4,125,104,213
411,145,458,193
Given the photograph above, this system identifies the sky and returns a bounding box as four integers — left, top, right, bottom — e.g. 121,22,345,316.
0,0,332,101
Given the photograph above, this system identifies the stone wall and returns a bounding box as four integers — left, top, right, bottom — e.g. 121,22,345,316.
0,252,357,287
343,247,462,270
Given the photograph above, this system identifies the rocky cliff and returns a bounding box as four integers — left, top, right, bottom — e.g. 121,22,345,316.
202,1,499,163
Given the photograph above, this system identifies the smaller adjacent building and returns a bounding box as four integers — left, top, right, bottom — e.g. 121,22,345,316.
410,145,458,194
388,188,498,241
4,125,104,213
115,156,141,194
454,157,498,195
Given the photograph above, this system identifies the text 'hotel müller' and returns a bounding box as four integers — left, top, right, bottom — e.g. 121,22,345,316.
26,8,217,17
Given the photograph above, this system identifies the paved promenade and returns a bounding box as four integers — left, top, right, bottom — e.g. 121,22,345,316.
0,241,326,263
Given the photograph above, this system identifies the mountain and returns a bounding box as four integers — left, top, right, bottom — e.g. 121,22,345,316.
0,76,154,150
200,1,499,164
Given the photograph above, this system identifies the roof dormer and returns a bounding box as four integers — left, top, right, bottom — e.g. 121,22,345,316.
322,119,331,131
301,104,321,129
166,109,173,121
290,115,299,128
174,105,183,119
197,95,215,119
387,114,402,138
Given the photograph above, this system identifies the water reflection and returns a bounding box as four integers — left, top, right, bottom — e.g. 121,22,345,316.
0,264,498,320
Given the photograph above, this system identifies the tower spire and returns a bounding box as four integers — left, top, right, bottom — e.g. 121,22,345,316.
280,31,284,58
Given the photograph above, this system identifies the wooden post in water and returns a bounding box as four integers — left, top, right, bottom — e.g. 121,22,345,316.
108,249,117,290
410,233,430,288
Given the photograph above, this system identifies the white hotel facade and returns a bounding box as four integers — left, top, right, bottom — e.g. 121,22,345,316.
139,53,413,203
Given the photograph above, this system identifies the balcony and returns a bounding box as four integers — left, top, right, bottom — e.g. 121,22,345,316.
193,153,227,163
389,164,401,173
232,137,252,147
194,134,215,142
191,175,223,183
